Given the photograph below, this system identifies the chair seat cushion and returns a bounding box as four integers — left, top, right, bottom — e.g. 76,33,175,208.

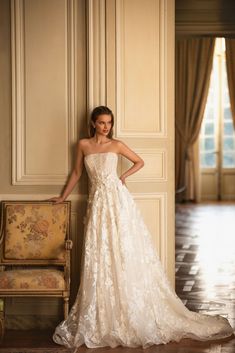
0,269,65,290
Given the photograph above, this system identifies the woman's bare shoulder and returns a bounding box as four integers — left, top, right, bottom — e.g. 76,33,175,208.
109,139,122,152
76,138,93,154
111,138,124,147
78,138,92,147
111,139,128,150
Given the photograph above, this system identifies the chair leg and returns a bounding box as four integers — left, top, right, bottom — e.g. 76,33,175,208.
63,297,69,319
0,299,5,342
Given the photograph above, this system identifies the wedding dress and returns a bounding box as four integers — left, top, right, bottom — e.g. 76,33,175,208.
53,152,234,349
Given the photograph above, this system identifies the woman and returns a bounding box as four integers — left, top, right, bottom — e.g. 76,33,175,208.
52,106,233,349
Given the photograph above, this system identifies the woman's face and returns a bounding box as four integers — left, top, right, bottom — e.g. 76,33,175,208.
93,114,112,137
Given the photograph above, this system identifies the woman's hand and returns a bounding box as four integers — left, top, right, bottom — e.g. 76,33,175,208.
120,175,127,186
49,196,65,204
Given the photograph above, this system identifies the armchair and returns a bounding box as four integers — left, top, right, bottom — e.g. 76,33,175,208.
0,200,72,338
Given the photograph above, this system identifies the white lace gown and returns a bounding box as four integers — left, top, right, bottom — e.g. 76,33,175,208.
53,152,234,349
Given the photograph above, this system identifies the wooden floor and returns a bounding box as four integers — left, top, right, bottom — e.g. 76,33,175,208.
0,202,234,353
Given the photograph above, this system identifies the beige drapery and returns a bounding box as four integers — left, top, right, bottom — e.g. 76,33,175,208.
175,38,215,202
225,38,235,129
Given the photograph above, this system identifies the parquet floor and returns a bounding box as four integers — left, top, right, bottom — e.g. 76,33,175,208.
0,202,234,353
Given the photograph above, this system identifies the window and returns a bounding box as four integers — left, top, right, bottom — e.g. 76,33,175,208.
199,38,235,169
222,60,235,167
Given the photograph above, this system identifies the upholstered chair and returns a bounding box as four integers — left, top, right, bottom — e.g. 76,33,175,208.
0,200,72,338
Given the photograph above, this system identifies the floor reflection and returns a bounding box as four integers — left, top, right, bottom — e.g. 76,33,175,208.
197,210,235,302
175,202,235,329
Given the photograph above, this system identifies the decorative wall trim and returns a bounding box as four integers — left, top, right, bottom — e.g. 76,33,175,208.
115,0,167,138
87,0,106,113
121,148,167,182
176,24,235,37
11,0,78,185
0,194,87,207
175,2,235,36
201,169,235,200
68,0,78,144
220,195,235,200
133,192,167,270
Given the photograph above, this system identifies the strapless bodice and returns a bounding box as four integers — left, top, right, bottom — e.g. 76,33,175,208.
84,152,120,191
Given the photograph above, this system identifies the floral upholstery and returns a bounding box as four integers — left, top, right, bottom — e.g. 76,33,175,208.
4,204,68,260
0,269,65,290
0,201,71,333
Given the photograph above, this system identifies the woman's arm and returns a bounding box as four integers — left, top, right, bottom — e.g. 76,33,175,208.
118,141,144,185
50,140,84,204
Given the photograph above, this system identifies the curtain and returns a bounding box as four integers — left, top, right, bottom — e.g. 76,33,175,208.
175,38,215,202
225,38,235,129
185,138,201,202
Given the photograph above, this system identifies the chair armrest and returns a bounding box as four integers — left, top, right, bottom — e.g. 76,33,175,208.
65,239,73,250
64,240,72,291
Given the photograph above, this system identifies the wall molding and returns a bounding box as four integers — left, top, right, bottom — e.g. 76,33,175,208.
176,2,235,36
133,192,167,270
0,193,87,210
115,0,167,138
11,0,78,185
121,148,167,182
87,0,106,113
176,24,235,37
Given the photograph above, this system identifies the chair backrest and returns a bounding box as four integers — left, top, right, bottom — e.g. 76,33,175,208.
0,201,70,263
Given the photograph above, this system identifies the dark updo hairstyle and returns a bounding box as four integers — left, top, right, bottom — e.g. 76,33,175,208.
89,106,114,139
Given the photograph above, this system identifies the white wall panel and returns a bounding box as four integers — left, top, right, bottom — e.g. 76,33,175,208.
11,0,78,185
121,149,167,182
106,0,175,282
116,0,167,137
134,193,167,267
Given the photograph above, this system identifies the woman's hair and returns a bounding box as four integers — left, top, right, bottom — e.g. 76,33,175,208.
88,106,114,139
